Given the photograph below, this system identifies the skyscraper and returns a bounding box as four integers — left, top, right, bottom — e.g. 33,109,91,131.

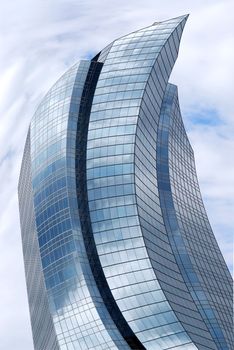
18,15,233,350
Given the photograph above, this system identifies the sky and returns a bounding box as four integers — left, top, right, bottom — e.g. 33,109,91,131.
0,0,233,349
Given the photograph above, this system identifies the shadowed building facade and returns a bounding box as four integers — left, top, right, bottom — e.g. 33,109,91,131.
18,15,233,350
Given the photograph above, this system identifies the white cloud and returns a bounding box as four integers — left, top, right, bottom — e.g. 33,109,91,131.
0,0,233,349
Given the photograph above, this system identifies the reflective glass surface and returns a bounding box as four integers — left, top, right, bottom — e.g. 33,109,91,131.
29,61,130,349
18,15,233,350
157,83,233,350
87,15,203,349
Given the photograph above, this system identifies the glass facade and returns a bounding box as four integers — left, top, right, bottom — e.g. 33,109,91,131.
157,84,233,350
18,15,233,350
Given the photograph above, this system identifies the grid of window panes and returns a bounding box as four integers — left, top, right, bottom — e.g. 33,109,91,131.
156,83,233,350
74,61,144,349
133,67,219,350
87,15,199,350
128,26,220,350
18,14,234,350
157,84,225,350
18,133,59,350
30,61,129,350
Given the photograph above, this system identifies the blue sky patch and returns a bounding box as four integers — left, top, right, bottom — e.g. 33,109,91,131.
186,107,223,127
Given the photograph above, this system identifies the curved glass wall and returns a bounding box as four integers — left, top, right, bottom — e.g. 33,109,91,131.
87,15,202,349
18,132,59,350
157,83,233,350
18,15,233,350
29,61,131,349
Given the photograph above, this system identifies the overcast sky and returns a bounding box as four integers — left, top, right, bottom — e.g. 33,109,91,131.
0,1,233,349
